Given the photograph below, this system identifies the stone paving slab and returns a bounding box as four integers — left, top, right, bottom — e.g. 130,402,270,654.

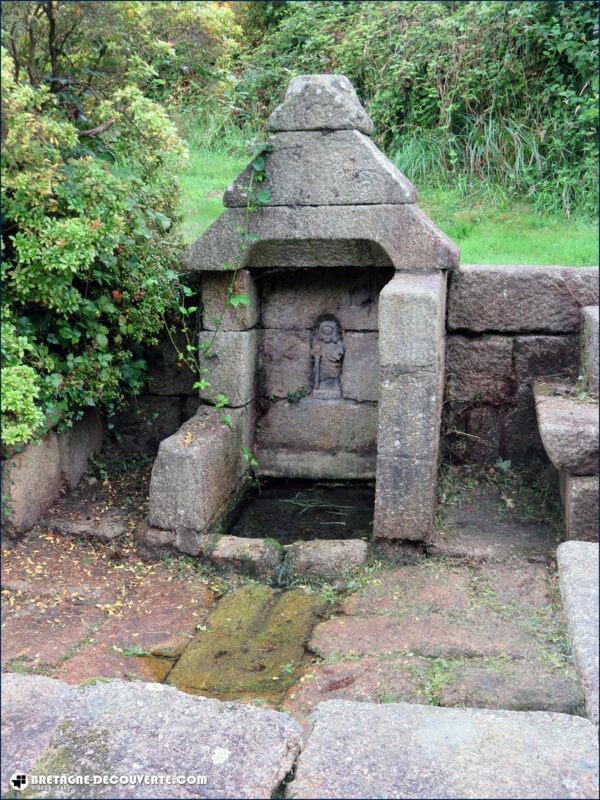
476,561,551,608
558,541,599,724
1,600,103,668
1,674,302,799
432,482,559,562
284,655,429,723
342,564,471,615
345,561,553,618
1,532,135,606
439,662,584,714
55,577,214,684
431,511,556,562
288,700,599,799
284,655,582,720
309,612,541,660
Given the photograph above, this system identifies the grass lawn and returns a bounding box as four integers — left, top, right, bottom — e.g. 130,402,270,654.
178,145,598,267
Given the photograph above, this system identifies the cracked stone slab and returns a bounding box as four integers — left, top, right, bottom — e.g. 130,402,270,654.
289,700,599,799
534,382,599,475
1,675,302,799
267,74,374,134
224,130,415,207
558,541,599,724
183,204,459,272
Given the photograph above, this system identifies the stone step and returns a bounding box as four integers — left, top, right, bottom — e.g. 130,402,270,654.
534,381,599,475
430,484,556,562
288,700,599,799
1,674,301,798
558,542,599,724
580,306,599,395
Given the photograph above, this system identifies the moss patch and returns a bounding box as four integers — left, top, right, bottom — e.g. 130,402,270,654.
167,584,326,703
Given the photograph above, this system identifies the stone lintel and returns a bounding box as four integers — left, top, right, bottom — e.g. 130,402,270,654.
183,205,459,272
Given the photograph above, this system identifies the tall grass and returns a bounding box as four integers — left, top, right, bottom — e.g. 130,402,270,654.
390,115,598,219
170,103,262,156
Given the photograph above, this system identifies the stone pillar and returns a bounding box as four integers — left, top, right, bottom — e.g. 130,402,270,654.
373,272,446,541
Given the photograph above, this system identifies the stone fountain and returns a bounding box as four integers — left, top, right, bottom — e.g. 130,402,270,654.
148,74,458,558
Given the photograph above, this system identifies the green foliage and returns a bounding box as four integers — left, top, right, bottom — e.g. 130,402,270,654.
1,365,44,447
1,47,188,447
233,1,598,216
1,1,243,105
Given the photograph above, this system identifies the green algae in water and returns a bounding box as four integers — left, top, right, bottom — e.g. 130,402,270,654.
167,584,326,703
230,479,375,545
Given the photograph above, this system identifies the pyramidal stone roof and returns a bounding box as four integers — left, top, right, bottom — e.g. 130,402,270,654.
183,75,459,272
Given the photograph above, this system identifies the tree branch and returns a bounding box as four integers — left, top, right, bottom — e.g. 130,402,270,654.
78,118,115,137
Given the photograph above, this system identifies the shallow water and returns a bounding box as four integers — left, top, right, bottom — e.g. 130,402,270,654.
165,584,327,705
229,479,375,545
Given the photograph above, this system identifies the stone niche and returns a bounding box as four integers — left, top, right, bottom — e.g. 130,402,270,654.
255,266,392,480
148,74,458,554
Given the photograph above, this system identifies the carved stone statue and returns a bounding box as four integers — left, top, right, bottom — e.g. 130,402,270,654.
311,318,344,398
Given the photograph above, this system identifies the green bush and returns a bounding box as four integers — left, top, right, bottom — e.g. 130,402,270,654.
1,48,189,447
232,1,598,216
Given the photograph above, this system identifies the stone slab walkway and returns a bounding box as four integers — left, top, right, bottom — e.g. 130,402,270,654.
1,531,217,683
2,675,598,799
285,558,582,723
288,700,599,799
558,541,599,724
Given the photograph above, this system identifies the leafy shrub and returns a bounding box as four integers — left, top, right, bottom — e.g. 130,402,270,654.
233,1,598,216
1,48,189,447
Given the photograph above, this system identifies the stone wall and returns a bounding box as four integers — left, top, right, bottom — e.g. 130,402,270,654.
106,333,200,456
2,410,103,536
444,265,599,466
111,264,600,472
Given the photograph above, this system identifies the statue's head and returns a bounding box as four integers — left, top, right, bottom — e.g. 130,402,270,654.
317,320,340,344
